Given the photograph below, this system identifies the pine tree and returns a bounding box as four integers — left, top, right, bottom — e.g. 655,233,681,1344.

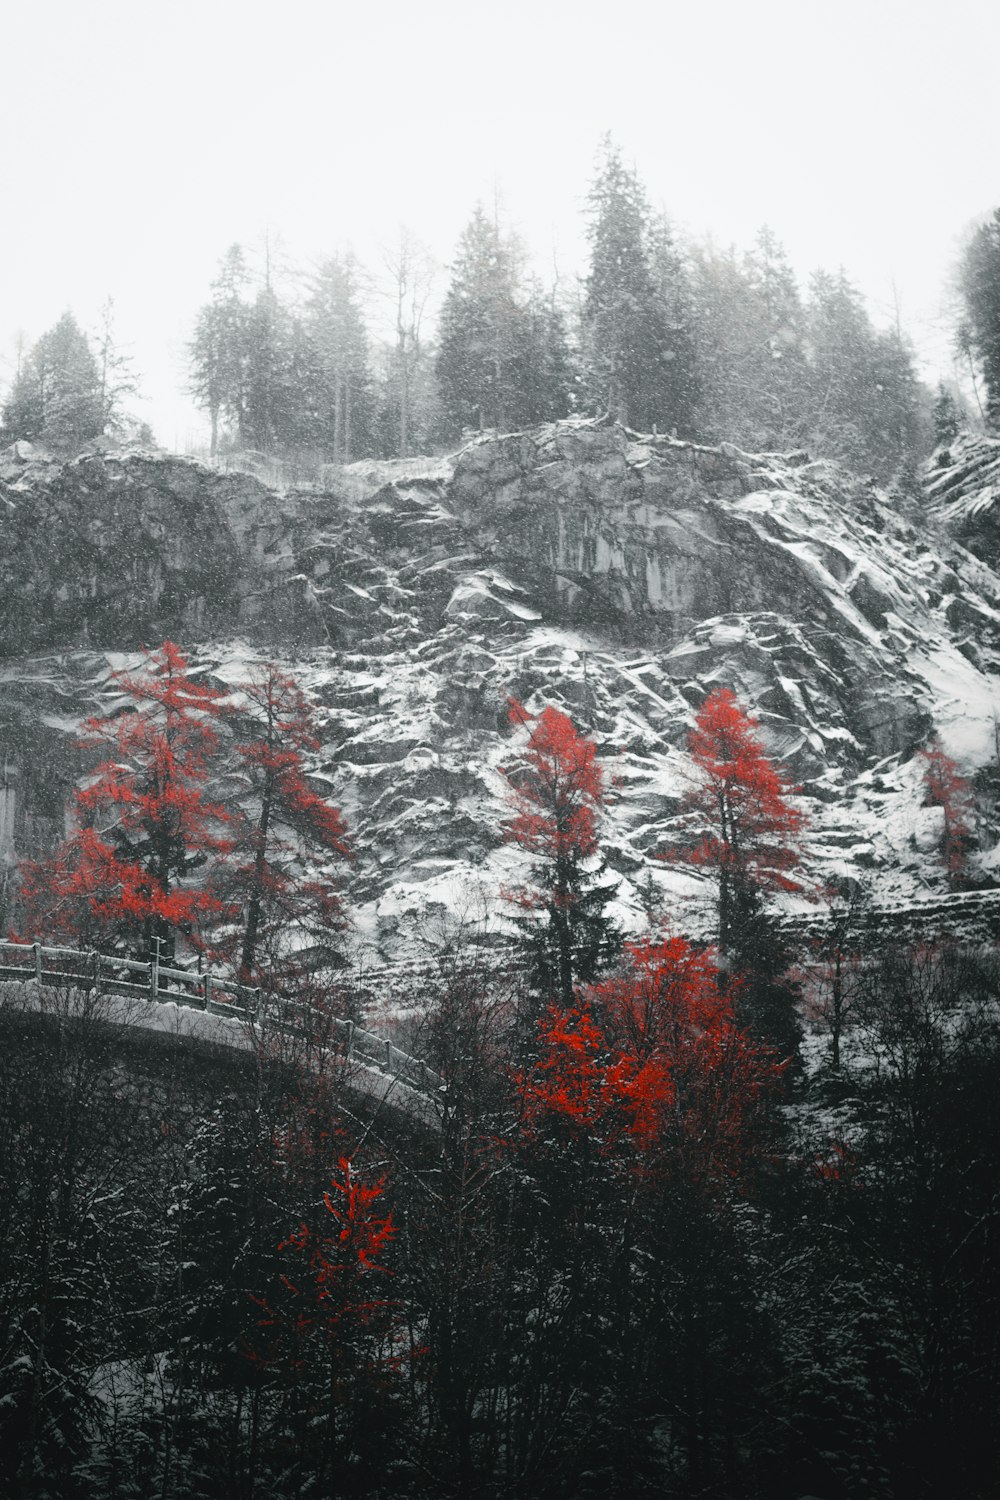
584,136,697,434
690,240,761,446
742,227,810,448
867,325,925,481
304,254,374,462
803,269,923,480
646,210,700,434
189,244,251,455
1,312,104,451
932,383,962,447
803,269,875,470
957,209,1000,429
242,285,301,453
515,278,576,425
436,206,526,437
690,235,805,450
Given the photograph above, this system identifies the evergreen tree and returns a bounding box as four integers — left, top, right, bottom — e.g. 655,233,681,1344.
647,209,700,433
690,240,762,446
242,285,301,453
742,226,810,447
932,383,962,446
436,205,527,437
804,268,923,480
957,208,1000,429
514,278,575,426
189,244,251,455
691,228,814,452
1,312,104,451
584,136,697,434
304,254,374,462
866,324,925,480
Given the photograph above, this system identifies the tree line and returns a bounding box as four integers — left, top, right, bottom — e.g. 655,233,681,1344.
3,137,966,481
2,642,996,1498
180,139,930,482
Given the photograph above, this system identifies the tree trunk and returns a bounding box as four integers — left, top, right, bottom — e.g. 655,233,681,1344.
239,783,273,983
332,374,342,461
399,347,410,458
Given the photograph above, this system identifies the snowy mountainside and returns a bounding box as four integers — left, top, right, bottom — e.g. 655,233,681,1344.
925,429,1000,582
2,421,1000,978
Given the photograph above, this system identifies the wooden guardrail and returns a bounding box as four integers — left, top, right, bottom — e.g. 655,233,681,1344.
0,939,444,1099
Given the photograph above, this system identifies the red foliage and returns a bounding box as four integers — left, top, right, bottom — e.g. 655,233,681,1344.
78,641,228,853
504,700,604,871
502,700,613,1000
17,826,211,948
518,1001,674,1157
18,642,230,951
519,935,783,1187
685,688,804,891
668,688,806,948
594,934,730,1057
249,1158,397,1374
921,739,974,885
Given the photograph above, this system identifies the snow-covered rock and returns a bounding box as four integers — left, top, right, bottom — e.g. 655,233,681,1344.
2,420,1000,976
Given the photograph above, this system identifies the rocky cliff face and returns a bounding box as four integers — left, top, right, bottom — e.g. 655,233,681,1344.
2,421,999,967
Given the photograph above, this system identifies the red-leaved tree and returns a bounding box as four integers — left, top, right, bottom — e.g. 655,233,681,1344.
17,642,230,955
250,1157,397,1370
675,687,806,953
596,935,783,1184
503,700,617,1004
921,739,974,887
247,1158,401,1485
519,935,783,1188
661,688,808,1061
219,663,351,985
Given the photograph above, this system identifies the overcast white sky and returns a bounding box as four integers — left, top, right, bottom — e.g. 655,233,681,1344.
1,0,997,449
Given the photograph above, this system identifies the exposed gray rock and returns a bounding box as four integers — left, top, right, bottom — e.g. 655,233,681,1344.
2,421,1000,964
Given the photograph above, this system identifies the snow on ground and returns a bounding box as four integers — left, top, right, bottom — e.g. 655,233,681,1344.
6,425,1000,1011
907,642,1000,766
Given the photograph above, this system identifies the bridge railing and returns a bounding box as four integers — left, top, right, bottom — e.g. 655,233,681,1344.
0,938,260,1014
0,939,444,1098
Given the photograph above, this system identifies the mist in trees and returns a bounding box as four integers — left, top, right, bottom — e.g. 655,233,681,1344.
435,207,574,438
174,135,939,483
584,135,698,435
0,310,147,453
957,208,1000,429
